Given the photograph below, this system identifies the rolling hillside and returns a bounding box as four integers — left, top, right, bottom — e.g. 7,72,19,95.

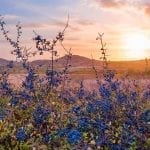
0,55,149,74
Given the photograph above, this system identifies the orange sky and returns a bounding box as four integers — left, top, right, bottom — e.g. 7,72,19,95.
0,0,150,61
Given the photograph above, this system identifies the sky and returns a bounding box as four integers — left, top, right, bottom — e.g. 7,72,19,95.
0,0,150,61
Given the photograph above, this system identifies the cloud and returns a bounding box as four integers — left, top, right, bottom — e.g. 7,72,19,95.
93,0,125,8
69,26,81,32
66,37,80,41
91,0,150,18
22,20,68,29
22,19,84,32
3,14,20,20
76,19,94,26
144,4,150,16
0,14,21,25
22,23,45,28
50,20,82,32
91,0,145,10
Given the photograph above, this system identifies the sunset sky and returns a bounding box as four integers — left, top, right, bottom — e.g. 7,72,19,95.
0,0,150,61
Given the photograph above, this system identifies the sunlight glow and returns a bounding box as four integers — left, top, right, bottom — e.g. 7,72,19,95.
123,33,150,59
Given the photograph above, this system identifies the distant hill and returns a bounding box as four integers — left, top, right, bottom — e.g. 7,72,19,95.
31,55,102,68
0,58,9,66
0,55,100,67
0,55,101,68
0,55,149,73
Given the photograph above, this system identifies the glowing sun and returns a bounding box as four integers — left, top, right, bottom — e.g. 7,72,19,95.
123,33,150,59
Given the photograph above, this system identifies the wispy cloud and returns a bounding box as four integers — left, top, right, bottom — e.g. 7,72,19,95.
0,14,21,25
22,23,45,28
143,3,150,16
66,37,80,41
3,14,20,20
22,20,81,33
94,0,145,11
94,0,125,8
22,17,94,32
76,19,94,26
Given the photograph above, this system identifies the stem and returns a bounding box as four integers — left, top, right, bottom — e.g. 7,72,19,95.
51,50,54,90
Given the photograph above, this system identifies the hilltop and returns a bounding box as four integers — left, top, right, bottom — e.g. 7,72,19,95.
0,55,149,77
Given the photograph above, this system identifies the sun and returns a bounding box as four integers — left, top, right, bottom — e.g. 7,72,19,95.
123,33,150,60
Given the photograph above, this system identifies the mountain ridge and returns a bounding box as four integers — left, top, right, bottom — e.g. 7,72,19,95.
0,55,149,71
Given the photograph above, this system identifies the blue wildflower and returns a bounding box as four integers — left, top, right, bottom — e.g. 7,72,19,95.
64,96,76,104
103,70,115,82
43,134,51,143
116,92,127,104
0,114,5,121
137,125,148,134
46,70,62,87
21,104,28,110
20,91,32,100
16,127,27,141
143,90,150,100
60,90,71,101
1,80,12,93
33,106,50,125
78,117,91,131
110,144,123,150
100,100,112,113
23,68,37,90
72,106,81,114
0,108,7,121
78,81,85,99
125,118,137,126
85,90,97,101
96,135,109,147
92,119,107,132
121,127,136,148
99,84,111,99
67,129,82,144
10,97,19,106
23,81,34,90
69,96,76,104
86,102,97,113
140,109,150,124
125,110,137,126
111,80,119,91
130,91,137,101
57,128,70,137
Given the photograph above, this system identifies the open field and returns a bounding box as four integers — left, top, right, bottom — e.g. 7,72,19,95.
8,72,150,85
